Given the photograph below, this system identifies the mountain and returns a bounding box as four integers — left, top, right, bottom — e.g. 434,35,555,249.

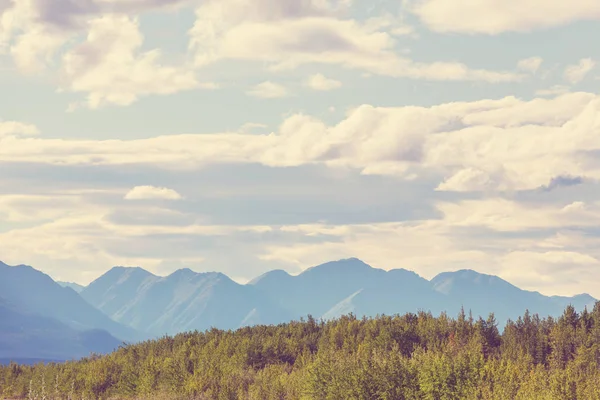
322,268,452,320
82,259,597,337
0,295,121,361
0,261,142,342
250,258,449,320
81,267,291,336
57,281,85,293
430,269,597,325
11,258,597,342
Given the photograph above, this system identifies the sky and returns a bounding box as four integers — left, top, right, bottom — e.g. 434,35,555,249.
2,0,600,297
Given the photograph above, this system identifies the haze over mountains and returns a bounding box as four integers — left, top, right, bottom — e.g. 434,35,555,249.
80,267,290,336
0,258,597,363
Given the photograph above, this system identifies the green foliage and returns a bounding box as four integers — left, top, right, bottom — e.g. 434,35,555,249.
2,305,600,399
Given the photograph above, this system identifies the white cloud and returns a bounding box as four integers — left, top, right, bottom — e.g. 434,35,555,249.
517,57,543,73
499,250,600,293
0,0,73,72
0,120,39,137
124,186,183,200
0,194,88,222
436,198,600,231
305,73,342,91
3,186,600,295
61,15,205,109
189,0,522,83
3,92,600,192
246,81,290,98
564,58,596,84
407,0,600,34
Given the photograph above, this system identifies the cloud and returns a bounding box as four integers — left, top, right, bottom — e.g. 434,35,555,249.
0,1,213,105
435,198,600,231
61,15,206,109
305,73,342,90
124,186,183,200
564,58,596,84
535,85,570,96
3,92,600,192
517,57,543,73
1,0,186,72
3,182,600,295
499,250,600,291
246,81,290,98
407,0,600,34
0,0,74,72
189,0,522,83
0,120,39,137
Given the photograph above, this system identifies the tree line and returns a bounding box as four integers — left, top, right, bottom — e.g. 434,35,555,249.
2,304,600,399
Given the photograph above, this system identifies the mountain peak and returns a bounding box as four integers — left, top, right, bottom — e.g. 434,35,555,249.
248,269,291,285
302,257,375,275
99,266,155,282
169,268,197,278
108,265,151,273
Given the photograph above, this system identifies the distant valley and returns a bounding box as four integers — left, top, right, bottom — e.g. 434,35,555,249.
0,258,596,362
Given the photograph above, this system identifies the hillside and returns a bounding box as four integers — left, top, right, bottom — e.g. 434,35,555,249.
2,305,600,399
0,296,121,361
57,281,85,293
1,257,597,363
82,258,596,338
0,262,142,342
80,267,291,335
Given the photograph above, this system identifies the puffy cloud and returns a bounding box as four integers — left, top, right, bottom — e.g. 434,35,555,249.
0,120,39,137
0,0,73,72
1,0,185,71
407,0,600,34
246,81,290,98
189,0,522,82
564,58,596,84
305,73,342,90
1,0,210,105
4,92,600,192
62,15,206,109
517,57,543,73
124,185,183,200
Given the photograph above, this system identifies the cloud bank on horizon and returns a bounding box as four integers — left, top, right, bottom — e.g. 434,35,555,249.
1,0,600,297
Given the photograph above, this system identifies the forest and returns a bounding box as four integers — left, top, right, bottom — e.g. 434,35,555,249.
2,304,600,399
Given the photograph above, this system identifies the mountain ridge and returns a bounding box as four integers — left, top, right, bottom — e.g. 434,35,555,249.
80,258,596,337
2,257,597,360
0,262,143,342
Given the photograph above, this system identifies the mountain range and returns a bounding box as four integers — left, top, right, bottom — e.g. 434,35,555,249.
0,258,596,363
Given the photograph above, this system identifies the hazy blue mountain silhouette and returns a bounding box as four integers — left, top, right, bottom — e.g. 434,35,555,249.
322,268,451,320
81,267,291,336
57,281,85,293
0,261,141,342
250,258,451,320
83,258,597,336
6,258,596,345
250,258,390,318
431,269,597,325
0,295,121,360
